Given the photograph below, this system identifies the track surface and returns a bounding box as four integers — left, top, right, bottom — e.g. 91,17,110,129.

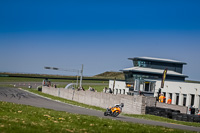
1,87,200,132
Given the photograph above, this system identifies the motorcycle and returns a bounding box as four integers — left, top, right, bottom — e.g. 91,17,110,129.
104,103,124,117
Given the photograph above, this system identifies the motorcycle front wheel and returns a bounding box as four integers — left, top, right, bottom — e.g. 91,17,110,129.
113,111,119,117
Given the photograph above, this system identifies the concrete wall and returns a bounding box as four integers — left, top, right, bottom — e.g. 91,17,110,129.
156,102,187,113
42,86,188,114
144,96,157,107
42,86,146,114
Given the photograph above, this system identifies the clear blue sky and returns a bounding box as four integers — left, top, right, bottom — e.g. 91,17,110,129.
0,0,200,81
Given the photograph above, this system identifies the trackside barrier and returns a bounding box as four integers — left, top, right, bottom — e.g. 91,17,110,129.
42,86,147,114
146,106,200,123
42,86,188,115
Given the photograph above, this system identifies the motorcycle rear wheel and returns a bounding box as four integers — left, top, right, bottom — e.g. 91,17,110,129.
104,111,108,116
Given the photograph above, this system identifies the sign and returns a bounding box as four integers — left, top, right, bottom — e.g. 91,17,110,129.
126,84,134,87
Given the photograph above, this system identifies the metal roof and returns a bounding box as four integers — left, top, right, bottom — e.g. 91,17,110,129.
122,67,188,77
128,57,187,65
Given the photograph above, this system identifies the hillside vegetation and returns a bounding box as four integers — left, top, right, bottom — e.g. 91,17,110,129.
1,72,199,83
94,71,125,80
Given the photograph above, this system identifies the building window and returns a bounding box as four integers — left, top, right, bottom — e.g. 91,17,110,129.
119,89,121,94
169,93,172,101
144,82,150,91
176,93,179,105
150,82,155,92
191,94,195,106
123,89,125,94
116,89,118,94
183,94,187,106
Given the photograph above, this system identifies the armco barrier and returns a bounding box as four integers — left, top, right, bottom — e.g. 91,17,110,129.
42,86,146,114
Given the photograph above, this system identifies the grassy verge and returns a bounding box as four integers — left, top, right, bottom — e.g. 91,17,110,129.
0,84,14,88
0,101,192,133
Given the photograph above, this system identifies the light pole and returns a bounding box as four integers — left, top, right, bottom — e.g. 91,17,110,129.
44,65,83,88
79,64,83,88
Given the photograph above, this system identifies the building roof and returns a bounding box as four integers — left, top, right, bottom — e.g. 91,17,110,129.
122,67,188,77
128,57,187,65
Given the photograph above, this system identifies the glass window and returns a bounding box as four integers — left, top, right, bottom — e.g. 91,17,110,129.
144,82,150,91
138,61,141,67
133,61,138,67
150,82,155,92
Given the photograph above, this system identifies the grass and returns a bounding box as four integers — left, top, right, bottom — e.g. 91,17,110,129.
0,101,193,133
94,71,125,80
0,84,14,88
0,77,108,84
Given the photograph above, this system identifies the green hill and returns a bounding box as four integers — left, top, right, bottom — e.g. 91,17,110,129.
94,71,125,80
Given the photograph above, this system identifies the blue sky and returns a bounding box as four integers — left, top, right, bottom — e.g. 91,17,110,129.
0,0,200,81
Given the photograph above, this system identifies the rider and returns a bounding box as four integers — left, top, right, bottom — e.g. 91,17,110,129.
109,103,124,113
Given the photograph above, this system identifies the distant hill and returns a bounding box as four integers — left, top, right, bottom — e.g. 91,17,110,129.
94,71,125,80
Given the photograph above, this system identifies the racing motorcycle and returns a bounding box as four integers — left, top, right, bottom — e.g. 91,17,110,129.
104,103,124,117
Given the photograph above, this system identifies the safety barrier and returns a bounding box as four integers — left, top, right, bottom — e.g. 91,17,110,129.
146,106,200,123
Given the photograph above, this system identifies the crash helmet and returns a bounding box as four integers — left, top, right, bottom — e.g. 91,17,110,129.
114,104,120,107
120,103,124,107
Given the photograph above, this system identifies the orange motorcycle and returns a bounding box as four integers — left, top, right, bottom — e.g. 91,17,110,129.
104,103,124,117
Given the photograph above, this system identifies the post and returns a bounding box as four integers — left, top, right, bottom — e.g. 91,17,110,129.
166,92,170,103
76,71,79,88
79,64,83,87
112,77,116,94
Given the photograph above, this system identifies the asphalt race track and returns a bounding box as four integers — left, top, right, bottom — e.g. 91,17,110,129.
1,87,200,132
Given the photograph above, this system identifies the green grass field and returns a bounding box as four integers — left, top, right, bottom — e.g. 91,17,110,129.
0,77,108,84
0,101,192,133
0,76,108,92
